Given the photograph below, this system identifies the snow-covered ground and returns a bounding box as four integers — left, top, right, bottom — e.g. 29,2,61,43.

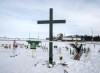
0,42,100,73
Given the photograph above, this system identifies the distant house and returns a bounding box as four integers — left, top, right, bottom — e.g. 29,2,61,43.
62,35,81,41
46,34,82,41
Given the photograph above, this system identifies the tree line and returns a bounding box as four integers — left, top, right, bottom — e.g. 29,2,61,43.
81,35,100,41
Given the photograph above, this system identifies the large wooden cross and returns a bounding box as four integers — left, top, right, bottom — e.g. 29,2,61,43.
37,8,66,64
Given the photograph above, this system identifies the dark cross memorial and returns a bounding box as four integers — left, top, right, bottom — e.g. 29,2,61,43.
37,8,66,64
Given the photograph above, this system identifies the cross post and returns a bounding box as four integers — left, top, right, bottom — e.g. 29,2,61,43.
37,8,66,64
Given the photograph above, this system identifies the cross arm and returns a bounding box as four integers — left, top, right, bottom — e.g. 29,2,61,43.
37,20,66,24
37,20,50,24
53,20,66,23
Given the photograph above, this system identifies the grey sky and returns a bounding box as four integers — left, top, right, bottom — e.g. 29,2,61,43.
0,0,100,39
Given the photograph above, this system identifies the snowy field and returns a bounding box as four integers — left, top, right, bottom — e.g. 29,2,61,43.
0,42,100,73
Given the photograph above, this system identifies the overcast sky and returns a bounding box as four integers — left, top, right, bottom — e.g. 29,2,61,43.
0,0,100,39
